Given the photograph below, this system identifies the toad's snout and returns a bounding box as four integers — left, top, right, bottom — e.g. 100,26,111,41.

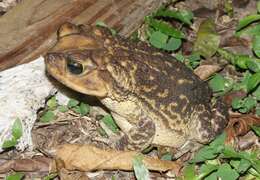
44,52,66,76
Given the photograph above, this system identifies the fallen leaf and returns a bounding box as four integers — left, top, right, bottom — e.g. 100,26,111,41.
193,19,220,58
194,64,222,80
54,144,181,174
225,114,260,145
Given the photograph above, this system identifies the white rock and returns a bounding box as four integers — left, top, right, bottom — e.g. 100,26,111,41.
0,57,56,152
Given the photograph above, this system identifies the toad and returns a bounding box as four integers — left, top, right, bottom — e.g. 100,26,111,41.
44,23,228,156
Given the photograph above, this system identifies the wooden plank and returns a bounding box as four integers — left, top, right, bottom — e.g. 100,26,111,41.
0,0,165,71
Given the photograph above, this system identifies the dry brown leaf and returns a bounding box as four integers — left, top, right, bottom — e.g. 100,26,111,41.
225,114,260,146
54,144,181,174
194,64,222,80
0,156,51,173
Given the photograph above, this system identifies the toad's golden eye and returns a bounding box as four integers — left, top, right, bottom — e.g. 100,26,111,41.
66,57,83,75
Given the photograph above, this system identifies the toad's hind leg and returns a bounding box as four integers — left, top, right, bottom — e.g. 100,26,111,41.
115,117,156,151
190,98,229,145
211,98,229,135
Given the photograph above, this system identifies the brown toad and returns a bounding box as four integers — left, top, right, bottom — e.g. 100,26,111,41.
44,23,228,155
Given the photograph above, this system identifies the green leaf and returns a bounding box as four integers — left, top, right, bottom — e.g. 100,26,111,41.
246,59,260,72
155,8,193,25
231,159,252,174
191,146,218,163
204,172,217,180
235,71,252,91
247,72,260,92
111,175,116,180
79,102,90,116
183,164,197,180
149,31,168,49
237,23,260,37
40,111,56,123
12,118,23,140
232,96,257,113
217,48,236,65
253,85,260,100
72,106,81,114
235,55,251,69
47,96,57,110
95,20,116,36
188,54,201,69
161,153,172,161
188,54,201,62
230,160,240,170
251,126,260,136
248,167,260,178
174,53,185,62
218,48,260,71
191,133,225,163
67,99,80,108
193,19,220,58
256,106,260,116
146,17,185,39
97,127,108,137
253,35,260,58
232,97,243,110
216,163,239,180
252,158,260,173
96,20,107,27
209,133,226,148
237,159,252,173
221,146,242,159
236,14,260,31
258,1,260,13
239,97,257,113
224,0,233,17
58,105,69,113
162,37,182,51
6,172,24,180
101,115,119,133
2,138,17,149
43,173,58,180
199,164,218,179
133,155,150,180
209,74,226,92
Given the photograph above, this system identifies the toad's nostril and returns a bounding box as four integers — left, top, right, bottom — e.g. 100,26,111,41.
45,53,56,62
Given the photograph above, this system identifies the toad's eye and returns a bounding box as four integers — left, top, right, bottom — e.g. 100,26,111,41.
66,57,83,75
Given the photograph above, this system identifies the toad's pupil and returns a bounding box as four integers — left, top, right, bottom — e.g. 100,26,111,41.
67,59,83,75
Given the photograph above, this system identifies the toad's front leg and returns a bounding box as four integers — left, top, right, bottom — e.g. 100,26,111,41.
112,113,156,151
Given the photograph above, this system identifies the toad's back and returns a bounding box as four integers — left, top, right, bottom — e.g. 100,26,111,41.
102,40,218,141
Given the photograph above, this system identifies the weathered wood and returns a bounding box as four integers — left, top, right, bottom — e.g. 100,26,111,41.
0,0,165,71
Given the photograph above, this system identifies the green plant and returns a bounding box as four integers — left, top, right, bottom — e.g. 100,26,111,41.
2,118,23,149
39,96,90,123
144,7,193,51
133,155,150,180
182,133,260,180
5,172,24,180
